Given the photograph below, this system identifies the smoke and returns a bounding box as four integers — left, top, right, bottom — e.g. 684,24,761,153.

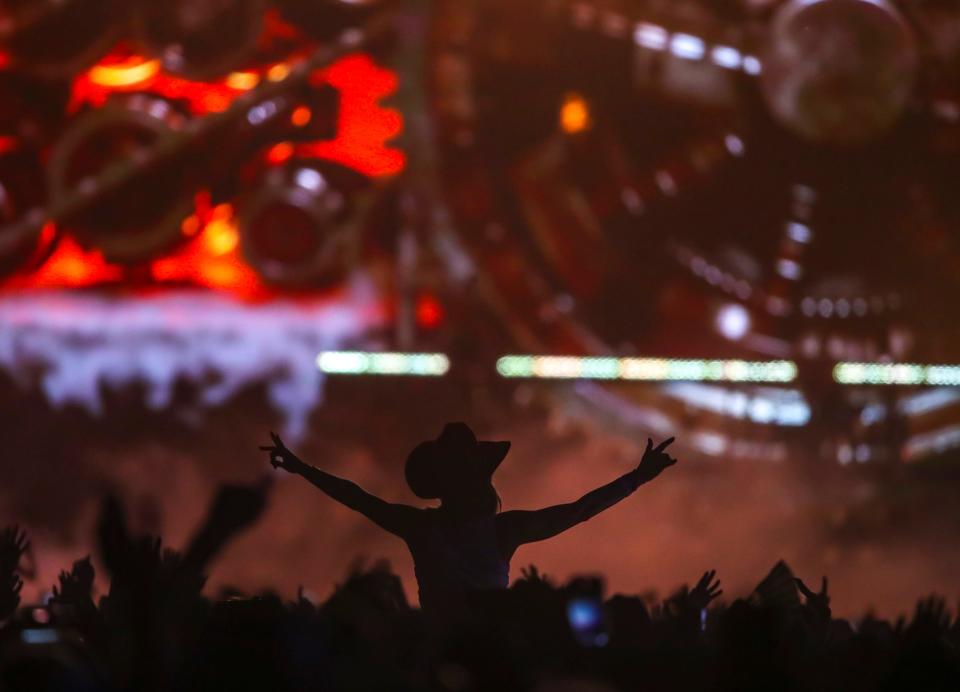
0,279,385,440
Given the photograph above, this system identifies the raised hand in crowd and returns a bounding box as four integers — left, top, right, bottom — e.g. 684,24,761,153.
664,569,723,616
0,569,22,621
52,555,96,607
652,569,721,650
796,574,834,641
635,437,678,484
0,526,29,576
183,478,272,573
688,569,724,612
0,525,29,619
796,575,831,620
905,595,954,645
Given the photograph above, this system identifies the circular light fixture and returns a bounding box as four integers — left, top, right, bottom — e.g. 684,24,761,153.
760,0,919,144
716,303,751,341
238,161,370,286
47,94,194,264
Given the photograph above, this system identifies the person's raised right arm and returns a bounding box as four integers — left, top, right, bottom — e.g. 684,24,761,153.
262,432,418,538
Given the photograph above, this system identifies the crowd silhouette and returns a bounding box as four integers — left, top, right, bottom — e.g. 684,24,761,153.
0,424,958,691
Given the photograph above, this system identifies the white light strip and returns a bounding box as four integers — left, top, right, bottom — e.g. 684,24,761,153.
724,133,746,156
742,55,762,75
711,45,742,69
664,382,810,426
786,221,812,244
497,356,797,383
904,424,960,461
317,351,450,376
632,24,744,68
776,258,803,280
670,33,706,60
900,388,960,416
834,363,960,386
634,22,669,50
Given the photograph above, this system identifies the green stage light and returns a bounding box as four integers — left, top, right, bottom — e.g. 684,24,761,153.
317,351,450,376
496,356,797,383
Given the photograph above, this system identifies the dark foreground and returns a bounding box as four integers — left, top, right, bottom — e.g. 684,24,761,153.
1,482,958,692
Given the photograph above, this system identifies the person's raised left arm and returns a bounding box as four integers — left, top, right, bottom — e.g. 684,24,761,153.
497,437,677,555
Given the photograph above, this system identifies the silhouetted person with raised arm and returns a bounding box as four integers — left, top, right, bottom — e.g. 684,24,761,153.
261,422,678,613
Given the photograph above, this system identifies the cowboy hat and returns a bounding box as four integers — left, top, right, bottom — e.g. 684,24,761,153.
405,422,511,499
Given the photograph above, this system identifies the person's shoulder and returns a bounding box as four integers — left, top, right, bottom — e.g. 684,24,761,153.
495,509,526,527
386,505,429,538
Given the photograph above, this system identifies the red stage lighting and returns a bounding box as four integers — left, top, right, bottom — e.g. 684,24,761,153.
415,293,445,330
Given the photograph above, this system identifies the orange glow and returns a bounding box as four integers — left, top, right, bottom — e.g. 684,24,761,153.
266,141,295,164
291,105,312,127
225,71,260,90
560,92,591,134
69,55,251,115
151,224,265,299
211,203,232,221
204,209,240,256
14,236,124,288
89,56,161,88
4,196,269,299
203,226,240,255
196,261,261,292
73,72,234,114
181,215,202,237
267,63,290,82
151,196,266,297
